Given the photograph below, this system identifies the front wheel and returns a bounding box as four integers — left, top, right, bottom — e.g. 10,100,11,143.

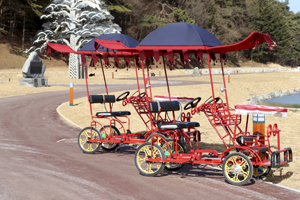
99,125,120,151
134,142,166,177
78,127,102,154
161,139,186,171
222,152,253,186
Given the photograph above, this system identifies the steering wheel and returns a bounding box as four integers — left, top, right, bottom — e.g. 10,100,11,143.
184,97,201,110
138,92,146,98
206,96,221,104
116,91,130,101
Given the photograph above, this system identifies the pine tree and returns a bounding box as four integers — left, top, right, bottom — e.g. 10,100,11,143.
24,0,121,79
250,0,292,64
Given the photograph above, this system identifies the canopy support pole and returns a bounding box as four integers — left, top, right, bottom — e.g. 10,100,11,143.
207,53,216,108
220,55,229,109
134,57,141,95
146,59,153,100
162,54,176,122
141,59,154,131
100,56,112,111
245,114,249,133
84,63,93,118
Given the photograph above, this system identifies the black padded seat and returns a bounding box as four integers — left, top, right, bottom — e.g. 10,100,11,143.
96,111,131,117
149,101,180,112
158,122,200,129
89,95,115,104
242,146,269,153
236,135,269,153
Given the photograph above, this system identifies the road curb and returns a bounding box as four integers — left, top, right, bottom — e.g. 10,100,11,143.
56,101,83,129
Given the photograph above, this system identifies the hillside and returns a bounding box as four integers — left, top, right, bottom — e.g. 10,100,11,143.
0,34,68,70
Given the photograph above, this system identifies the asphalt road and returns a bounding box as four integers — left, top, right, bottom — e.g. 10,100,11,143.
0,80,299,200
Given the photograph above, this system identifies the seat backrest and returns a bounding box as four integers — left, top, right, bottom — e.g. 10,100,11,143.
149,101,180,113
89,95,116,104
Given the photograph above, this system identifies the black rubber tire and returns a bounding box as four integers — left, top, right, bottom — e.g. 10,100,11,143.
78,127,102,154
253,153,271,178
222,152,253,186
162,139,187,171
99,125,120,151
134,142,166,177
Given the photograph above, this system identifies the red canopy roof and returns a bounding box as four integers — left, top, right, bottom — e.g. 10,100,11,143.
46,31,276,67
46,42,78,54
95,32,276,54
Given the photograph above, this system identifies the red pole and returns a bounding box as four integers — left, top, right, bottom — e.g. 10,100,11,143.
162,55,176,122
99,57,112,111
162,55,171,101
83,63,93,118
146,62,153,100
134,57,141,95
220,55,229,109
207,54,216,108
141,60,155,131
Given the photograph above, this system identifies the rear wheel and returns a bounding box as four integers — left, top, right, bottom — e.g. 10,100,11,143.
99,125,120,151
162,139,186,171
146,133,167,145
253,166,271,178
253,152,271,178
134,142,165,177
78,127,101,154
222,152,253,185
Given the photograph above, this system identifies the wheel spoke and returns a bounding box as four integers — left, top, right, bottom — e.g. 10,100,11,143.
240,170,249,177
230,156,238,165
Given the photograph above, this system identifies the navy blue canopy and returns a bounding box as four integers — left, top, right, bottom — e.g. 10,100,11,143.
138,23,222,47
79,33,139,53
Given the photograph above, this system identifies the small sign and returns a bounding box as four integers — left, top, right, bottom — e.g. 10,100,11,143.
253,114,265,123
70,82,74,88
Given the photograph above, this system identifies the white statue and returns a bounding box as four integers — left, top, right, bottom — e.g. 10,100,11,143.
24,0,121,78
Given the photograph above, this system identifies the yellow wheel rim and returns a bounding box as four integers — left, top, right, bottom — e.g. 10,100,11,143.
137,145,162,174
224,156,250,183
79,129,100,152
162,141,184,169
101,127,117,149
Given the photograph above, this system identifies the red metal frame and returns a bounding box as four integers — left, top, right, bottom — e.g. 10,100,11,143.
46,30,292,185
143,53,292,172
83,52,199,148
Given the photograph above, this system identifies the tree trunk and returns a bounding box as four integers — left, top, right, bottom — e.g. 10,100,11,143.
12,13,15,38
22,14,25,50
9,13,12,37
0,7,2,38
